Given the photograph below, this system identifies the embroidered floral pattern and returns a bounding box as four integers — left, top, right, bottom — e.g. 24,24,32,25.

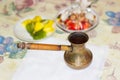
0,0,120,80
105,11,120,33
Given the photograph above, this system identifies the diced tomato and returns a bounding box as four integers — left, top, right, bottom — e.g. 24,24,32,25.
80,21,91,30
64,18,91,30
65,19,78,30
79,21,85,30
83,22,91,29
67,21,76,30
64,19,70,24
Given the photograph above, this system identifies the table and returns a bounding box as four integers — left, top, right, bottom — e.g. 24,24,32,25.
0,0,120,80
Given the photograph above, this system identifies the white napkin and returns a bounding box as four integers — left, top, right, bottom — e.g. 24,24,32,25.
12,37,109,80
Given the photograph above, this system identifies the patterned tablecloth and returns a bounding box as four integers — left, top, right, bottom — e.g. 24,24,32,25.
0,0,120,80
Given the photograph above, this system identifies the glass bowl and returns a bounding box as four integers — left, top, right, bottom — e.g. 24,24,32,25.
55,5,99,33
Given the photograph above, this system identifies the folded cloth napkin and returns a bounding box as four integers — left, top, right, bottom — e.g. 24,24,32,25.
12,37,109,80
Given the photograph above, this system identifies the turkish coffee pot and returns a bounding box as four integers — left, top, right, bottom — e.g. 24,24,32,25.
17,32,92,70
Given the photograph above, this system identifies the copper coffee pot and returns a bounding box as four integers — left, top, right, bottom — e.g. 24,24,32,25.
17,32,92,69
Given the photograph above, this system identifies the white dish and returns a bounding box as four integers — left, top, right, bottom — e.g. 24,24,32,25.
14,16,55,42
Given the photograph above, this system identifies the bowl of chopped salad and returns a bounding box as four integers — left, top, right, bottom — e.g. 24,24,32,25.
55,5,99,33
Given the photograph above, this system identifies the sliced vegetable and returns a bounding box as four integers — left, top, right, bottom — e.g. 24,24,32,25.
22,16,55,40
33,22,44,33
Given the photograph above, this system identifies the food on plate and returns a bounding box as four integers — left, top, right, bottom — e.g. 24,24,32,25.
57,11,96,31
22,16,55,40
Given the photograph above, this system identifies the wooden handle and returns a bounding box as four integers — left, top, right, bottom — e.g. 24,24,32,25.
17,42,71,51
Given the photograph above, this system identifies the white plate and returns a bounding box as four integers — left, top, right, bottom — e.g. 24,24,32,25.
14,16,55,42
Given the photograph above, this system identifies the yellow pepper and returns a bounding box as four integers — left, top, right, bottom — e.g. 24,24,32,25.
43,20,54,28
43,20,55,33
22,19,32,27
43,26,54,33
33,22,44,33
32,16,42,22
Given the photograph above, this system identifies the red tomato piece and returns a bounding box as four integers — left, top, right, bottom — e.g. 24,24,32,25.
80,21,85,30
67,22,76,30
84,22,91,30
64,19,70,24
64,19,76,30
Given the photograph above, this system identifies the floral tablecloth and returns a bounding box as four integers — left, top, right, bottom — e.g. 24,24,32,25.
0,0,120,80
